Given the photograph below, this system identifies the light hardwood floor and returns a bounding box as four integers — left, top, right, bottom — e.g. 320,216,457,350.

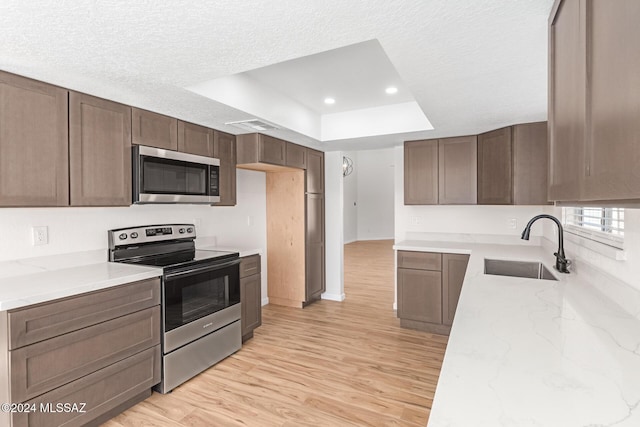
104,240,447,426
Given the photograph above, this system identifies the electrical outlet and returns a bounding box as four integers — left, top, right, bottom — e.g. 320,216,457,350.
410,216,422,226
32,226,48,246
507,218,517,229
247,216,253,226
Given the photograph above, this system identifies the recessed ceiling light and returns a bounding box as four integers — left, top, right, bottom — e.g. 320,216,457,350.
385,86,398,95
324,97,336,105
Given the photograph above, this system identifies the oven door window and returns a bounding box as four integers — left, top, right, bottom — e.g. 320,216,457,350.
142,156,210,195
164,263,240,332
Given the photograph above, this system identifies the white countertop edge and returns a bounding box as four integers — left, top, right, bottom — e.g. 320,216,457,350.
393,242,472,255
0,265,162,311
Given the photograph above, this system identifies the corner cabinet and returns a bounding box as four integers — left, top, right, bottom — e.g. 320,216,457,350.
478,123,550,205
478,127,513,205
512,122,550,205
549,0,640,203
240,255,262,341
0,71,69,207
0,278,161,427
69,92,132,207
397,251,469,335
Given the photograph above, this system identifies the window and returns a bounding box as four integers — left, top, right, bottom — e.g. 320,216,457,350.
562,207,624,248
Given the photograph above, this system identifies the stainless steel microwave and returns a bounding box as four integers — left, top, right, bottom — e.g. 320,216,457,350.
132,145,220,204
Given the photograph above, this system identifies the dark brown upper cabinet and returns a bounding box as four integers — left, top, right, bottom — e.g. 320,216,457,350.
478,127,513,205
549,0,640,203
0,72,69,207
438,136,477,204
404,139,439,205
286,142,307,169
131,108,178,150
236,133,286,166
513,122,550,205
177,121,214,157
213,130,237,206
306,149,324,194
404,137,476,205
548,0,585,202
69,92,132,206
582,0,640,201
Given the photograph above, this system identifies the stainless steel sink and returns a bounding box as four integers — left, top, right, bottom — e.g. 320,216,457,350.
484,259,558,281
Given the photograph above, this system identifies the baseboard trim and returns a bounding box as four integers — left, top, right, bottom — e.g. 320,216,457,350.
321,292,345,302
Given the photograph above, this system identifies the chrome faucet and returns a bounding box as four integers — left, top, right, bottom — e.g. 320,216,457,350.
521,214,570,274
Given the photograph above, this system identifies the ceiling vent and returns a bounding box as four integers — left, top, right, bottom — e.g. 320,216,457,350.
226,119,280,132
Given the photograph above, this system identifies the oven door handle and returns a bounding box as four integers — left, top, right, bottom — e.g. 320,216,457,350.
164,258,241,280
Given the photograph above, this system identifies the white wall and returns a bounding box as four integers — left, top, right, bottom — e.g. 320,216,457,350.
393,146,553,240
324,151,345,301
342,151,358,243
0,170,269,301
357,148,395,240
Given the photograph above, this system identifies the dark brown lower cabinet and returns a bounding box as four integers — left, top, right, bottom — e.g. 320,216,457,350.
240,255,262,341
397,251,469,335
0,278,161,427
442,254,470,326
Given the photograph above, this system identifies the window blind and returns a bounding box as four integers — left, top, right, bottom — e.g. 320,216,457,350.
562,207,624,248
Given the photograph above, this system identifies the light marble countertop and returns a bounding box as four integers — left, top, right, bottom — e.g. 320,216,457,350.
0,243,260,312
394,239,640,427
0,253,161,311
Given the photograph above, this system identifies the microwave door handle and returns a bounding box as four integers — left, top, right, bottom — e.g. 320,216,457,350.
164,259,241,280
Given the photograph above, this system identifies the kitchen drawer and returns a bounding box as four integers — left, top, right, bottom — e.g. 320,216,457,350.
9,306,160,402
8,277,160,349
240,255,261,278
397,251,442,271
12,345,161,427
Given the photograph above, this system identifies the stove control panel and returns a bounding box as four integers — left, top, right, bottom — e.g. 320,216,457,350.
108,224,196,248
146,227,173,237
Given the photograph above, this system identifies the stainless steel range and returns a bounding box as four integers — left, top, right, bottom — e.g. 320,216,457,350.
108,224,241,393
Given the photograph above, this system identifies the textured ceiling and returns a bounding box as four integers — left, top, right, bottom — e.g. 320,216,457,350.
0,0,554,151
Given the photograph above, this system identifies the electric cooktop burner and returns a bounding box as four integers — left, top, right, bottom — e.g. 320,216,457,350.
107,224,238,269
